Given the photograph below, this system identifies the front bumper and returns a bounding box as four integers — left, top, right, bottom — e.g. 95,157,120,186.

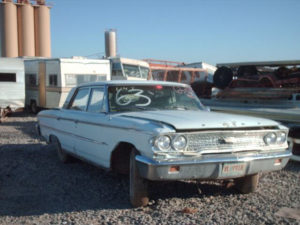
136,150,291,181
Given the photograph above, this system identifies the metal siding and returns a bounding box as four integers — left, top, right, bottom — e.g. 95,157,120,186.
0,58,25,109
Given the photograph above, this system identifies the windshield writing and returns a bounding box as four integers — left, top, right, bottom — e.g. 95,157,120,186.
108,85,203,112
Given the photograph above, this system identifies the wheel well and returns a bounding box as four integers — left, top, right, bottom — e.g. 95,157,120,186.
48,134,59,144
110,142,137,174
289,127,300,139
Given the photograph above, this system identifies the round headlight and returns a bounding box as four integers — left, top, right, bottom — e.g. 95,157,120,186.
155,135,171,151
276,132,286,144
172,135,187,151
264,132,277,145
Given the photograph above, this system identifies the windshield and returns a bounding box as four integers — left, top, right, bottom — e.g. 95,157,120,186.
123,64,140,78
108,85,203,112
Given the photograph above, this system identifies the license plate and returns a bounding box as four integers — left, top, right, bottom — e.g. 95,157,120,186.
221,163,246,178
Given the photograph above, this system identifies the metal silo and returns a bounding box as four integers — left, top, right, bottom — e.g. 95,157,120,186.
17,0,35,56
34,0,51,57
105,29,117,58
1,0,19,57
0,3,3,56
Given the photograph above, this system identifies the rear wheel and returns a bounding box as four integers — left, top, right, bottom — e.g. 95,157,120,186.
129,150,149,207
50,136,71,163
235,173,259,194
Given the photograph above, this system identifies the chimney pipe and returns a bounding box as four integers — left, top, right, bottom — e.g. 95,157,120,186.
105,29,117,58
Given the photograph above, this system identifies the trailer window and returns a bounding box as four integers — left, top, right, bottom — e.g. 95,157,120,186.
123,64,140,78
26,74,37,86
0,73,16,82
65,74,106,87
49,74,58,86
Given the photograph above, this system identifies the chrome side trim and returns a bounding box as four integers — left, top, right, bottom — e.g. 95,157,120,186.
40,123,108,146
38,114,150,133
136,151,292,166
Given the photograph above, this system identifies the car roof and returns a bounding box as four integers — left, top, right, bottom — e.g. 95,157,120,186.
77,80,189,88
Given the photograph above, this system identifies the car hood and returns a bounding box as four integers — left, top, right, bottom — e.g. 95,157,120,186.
119,110,279,130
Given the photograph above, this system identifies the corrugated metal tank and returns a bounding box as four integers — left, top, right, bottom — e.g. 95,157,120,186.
34,2,51,57
105,29,117,58
2,0,19,57
0,3,4,56
17,1,35,56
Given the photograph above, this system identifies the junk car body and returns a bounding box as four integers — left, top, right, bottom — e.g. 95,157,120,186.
37,81,291,207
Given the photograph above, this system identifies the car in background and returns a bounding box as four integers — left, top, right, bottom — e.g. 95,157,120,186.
37,81,291,207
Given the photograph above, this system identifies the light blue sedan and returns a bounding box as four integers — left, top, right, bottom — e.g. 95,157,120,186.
37,81,291,207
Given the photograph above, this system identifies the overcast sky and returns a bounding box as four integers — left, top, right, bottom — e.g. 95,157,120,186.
50,0,300,65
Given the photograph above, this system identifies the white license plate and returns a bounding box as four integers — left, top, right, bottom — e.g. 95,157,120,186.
221,163,247,177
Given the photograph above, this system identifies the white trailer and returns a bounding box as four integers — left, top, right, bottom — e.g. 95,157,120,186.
0,58,25,118
24,58,110,112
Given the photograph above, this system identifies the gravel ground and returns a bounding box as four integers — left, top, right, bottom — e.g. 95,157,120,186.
0,112,299,225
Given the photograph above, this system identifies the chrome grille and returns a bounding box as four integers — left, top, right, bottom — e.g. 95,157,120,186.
186,130,278,153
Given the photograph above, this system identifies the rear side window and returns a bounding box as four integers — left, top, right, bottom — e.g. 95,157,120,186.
69,88,90,111
87,88,105,113
0,73,16,82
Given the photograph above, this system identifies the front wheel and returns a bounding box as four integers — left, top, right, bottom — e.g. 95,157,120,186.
235,173,259,194
129,150,149,207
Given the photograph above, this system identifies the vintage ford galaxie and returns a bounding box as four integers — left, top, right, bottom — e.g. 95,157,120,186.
37,81,291,207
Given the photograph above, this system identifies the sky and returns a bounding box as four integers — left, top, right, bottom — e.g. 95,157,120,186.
50,0,300,65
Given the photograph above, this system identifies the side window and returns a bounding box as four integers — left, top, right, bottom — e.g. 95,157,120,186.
69,88,90,111
49,74,58,86
87,88,105,113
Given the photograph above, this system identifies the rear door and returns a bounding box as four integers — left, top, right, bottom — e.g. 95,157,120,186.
58,87,90,153
76,87,110,165
66,86,110,167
